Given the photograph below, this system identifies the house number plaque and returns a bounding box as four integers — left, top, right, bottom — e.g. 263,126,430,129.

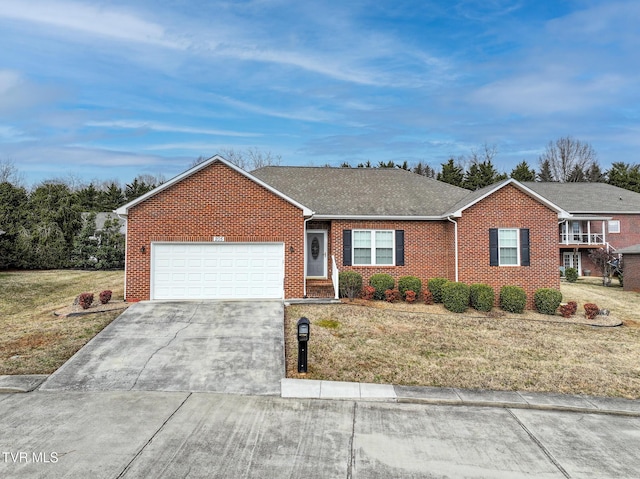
213,236,225,242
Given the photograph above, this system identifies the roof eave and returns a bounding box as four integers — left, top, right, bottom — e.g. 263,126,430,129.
310,214,446,221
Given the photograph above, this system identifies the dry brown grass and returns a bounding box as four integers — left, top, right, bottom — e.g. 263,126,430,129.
285,279,640,399
0,270,125,375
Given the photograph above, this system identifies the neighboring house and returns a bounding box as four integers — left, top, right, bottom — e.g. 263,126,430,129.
115,156,567,309
616,244,640,292
522,183,640,276
81,212,127,236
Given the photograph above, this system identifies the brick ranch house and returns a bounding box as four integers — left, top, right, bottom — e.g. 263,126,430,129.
522,182,640,277
115,156,573,309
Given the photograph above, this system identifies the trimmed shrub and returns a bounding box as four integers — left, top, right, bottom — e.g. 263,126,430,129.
78,292,94,310
385,289,401,302
565,267,578,283
442,282,470,313
99,290,112,304
369,273,395,300
339,271,363,300
469,283,495,312
584,303,599,320
534,288,562,315
361,285,375,301
567,301,578,315
405,290,417,303
499,286,527,314
559,304,573,318
423,290,434,305
398,276,422,300
427,277,449,303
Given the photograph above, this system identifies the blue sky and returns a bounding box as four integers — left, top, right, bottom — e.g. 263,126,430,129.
1,0,639,187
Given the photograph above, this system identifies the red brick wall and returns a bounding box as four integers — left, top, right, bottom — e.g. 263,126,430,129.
608,214,640,250
456,184,560,309
622,254,640,292
331,219,456,289
125,161,305,301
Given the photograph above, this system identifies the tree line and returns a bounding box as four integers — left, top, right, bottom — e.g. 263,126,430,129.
341,137,640,193
2,139,639,270
0,167,163,270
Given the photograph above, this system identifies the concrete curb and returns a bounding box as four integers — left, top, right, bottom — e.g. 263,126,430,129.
0,375,49,393
281,379,640,417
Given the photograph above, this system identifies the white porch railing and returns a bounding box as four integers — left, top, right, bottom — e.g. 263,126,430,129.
331,255,339,300
559,233,606,245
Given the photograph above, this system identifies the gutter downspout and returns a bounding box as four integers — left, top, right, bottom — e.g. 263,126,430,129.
447,216,459,282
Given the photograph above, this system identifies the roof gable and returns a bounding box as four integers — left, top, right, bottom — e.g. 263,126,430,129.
445,178,570,218
114,156,313,216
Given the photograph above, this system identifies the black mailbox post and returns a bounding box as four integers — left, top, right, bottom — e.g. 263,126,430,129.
297,317,310,373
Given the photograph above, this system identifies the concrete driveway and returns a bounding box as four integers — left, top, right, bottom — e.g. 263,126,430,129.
39,301,285,395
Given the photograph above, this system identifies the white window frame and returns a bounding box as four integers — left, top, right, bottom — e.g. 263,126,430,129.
352,229,395,266
498,228,520,266
608,220,620,234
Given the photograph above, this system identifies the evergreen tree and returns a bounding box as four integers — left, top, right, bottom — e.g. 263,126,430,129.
94,216,125,269
124,178,154,203
462,160,506,190
510,161,536,182
75,183,100,211
607,162,640,193
537,159,554,181
0,181,28,268
437,158,464,187
99,183,125,211
71,213,99,269
585,163,606,182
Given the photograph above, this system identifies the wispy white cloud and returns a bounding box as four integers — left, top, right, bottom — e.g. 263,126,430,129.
86,120,262,138
0,0,186,49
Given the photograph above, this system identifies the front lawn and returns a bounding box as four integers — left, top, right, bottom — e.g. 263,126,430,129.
0,270,125,375
285,279,640,399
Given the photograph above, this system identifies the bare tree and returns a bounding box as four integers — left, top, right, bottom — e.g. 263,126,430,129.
191,148,282,171
538,137,599,183
0,159,25,186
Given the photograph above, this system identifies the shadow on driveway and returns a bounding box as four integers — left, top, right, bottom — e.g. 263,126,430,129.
39,301,285,395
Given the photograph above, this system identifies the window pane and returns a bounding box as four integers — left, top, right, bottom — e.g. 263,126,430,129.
608,220,620,233
354,248,371,265
499,247,518,265
353,231,371,248
376,248,393,265
499,229,518,265
375,231,393,247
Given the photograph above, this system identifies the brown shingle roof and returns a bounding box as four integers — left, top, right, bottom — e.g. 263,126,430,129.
252,166,471,217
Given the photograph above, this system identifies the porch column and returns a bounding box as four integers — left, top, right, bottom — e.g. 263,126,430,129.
587,221,591,245
602,220,606,245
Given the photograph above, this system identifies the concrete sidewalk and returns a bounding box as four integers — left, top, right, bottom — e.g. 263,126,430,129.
281,378,640,416
2,389,640,478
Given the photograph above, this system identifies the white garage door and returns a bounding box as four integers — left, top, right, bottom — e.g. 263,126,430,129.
151,242,284,300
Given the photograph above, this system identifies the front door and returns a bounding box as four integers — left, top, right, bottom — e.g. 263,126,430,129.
563,251,581,275
306,230,327,278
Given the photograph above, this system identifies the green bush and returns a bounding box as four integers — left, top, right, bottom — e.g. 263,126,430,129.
442,282,470,313
398,276,422,300
499,286,527,314
369,273,395,300
427,277,449,303
338,271,363,300
565,267,578,283
534,288,562,315
469,283,495,312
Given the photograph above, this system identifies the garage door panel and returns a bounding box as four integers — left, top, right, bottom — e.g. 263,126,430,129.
152,243,283,300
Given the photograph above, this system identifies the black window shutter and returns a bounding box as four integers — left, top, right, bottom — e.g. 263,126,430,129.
489,228,499,266
395,230,405,266
343,230,352,266
520,228,530,266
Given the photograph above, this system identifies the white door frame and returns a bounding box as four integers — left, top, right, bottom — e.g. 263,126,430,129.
563,251,582,275
305,230,327,278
